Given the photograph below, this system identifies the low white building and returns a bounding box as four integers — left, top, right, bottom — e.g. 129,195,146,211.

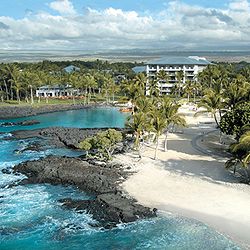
134,56,211,95
36,85,77,98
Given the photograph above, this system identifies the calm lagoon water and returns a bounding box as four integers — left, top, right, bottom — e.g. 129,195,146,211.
0,107,128,133
0,108,241,249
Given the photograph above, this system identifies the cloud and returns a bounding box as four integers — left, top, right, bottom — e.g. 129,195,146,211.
49,0,76,15
0,21,9,30
0,1,249,51
229,0,250,10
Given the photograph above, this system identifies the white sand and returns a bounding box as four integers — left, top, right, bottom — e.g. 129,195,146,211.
117,106,250,249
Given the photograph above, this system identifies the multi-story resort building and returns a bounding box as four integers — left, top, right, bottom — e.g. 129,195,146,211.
134,56,211,95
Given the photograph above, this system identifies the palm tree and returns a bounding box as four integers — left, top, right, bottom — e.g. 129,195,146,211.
175,70,184,98
156,70,169,95
148,78,160,98
226,131,250,182
183,80,193,103
43,73,56,104
69,72,81,105
0,64,10,101
150,110,167,159
196,90,225,127
134,96,153,113
198,65,221,90
36,71,47,103
108,79,120,102
134,73,147,93
126,111,150,158
9,65,22,104
21,70,38,105
160,97,186,151
224,76,250,109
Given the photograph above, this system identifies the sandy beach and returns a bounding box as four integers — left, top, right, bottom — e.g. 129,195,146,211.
117,105,250,249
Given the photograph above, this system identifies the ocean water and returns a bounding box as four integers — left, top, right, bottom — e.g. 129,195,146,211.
0,108,241,250
0,107,128,133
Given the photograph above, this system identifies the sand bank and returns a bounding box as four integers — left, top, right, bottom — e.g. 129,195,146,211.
118,106,250,249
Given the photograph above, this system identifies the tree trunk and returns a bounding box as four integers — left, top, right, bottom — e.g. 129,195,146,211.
154,137,159,160
16,89,20,104
88,93,91,104
10,82,13,100
4,80,9,101
0,85,4,102
164,131,168,152
135,132,142,159
213,113,219,127
219,131,223,144
30,87,34,105
187,93,190,103
105,148,112,160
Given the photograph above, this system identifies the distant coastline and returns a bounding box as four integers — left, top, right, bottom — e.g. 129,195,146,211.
1,50,250,63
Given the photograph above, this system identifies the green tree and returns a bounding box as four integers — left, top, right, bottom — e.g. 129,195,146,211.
148,78,160,98
175,70,184,98
79,139,92,157
156,70,169,95
160,97,186,151
79,129,123,160
196,90,225,127
225,131,250,182
220,102,250,139
126,111,149,158
150,110,167,160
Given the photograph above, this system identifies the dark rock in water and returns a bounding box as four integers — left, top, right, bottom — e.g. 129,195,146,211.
13,155,156,228
14,156,123,194
14,143,43,154
0,227,20,235
11,127,128,149
2,168,12,174
59,194,156,228
19,120,40,126
1,120,40,127
1,122,14,127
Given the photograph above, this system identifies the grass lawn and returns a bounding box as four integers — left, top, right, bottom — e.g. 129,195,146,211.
0,95,129,107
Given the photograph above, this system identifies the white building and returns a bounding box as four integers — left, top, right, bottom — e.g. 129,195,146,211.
36,85,77,98
135,56,211,95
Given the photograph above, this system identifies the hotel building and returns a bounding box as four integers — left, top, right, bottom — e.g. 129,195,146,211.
134,56,211,95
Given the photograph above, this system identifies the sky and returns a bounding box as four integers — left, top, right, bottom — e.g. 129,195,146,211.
0,0,250,51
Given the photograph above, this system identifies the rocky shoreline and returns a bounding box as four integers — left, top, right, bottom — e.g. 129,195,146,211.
11,127,128,149
0,103,105,119
12,156,156,228
2,126,155,229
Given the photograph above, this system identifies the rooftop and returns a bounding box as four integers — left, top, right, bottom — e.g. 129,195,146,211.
132,66,146,73
63,65,80,73
147,56,211,65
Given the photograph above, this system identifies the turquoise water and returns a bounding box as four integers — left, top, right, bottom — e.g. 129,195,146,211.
0,107,128,133
0,108,241,249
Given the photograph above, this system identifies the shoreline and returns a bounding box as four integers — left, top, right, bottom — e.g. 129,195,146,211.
1,126,155,229
0,103,115,119
119,107,250,249
9,155,156,229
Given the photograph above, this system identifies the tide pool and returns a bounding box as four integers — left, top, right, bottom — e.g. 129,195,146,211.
0,107,128,133
0,108,241,250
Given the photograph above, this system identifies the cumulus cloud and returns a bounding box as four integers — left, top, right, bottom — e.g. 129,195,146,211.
0,1,250,50
229,0,250,10
49,0,76,15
